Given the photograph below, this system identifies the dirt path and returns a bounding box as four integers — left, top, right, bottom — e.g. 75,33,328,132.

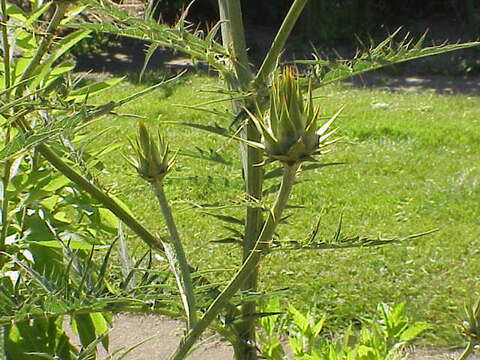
98,314,233,359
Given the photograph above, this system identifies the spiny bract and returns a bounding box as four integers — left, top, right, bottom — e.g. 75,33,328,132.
129,121,174,183
249,67,341,164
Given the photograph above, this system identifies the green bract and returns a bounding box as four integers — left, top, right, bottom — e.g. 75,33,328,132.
129,121,174,183
249,67,341,164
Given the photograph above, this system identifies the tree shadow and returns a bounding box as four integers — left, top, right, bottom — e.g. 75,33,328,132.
347,71,480,95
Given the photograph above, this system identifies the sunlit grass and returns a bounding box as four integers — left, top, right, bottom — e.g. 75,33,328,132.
88,73,480,345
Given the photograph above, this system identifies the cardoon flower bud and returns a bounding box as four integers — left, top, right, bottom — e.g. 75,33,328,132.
250,67,340,164
129,121,174,183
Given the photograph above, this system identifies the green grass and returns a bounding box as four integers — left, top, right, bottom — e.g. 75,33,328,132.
87,73,480,346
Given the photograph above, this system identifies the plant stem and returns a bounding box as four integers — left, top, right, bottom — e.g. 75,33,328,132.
1,0,11,98
152,180,197,329
0,0,11,269
238,121,263,360
0,129,11,268
35,143,165,252
168,163,300,360
254,0,309,87
218,0,253,90
217,2,261,358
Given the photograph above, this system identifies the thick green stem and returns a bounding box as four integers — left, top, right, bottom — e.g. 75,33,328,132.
218,0,253,90
35,143,164,252
167,163,300,360
238,121,263,360
1,0,11,98
0,130,11,267
254,0,309,88
218,2,261,359
0,0,11,268
152,180,197,329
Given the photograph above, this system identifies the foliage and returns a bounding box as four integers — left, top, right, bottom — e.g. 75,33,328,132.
258,300,430,360
0,1,178,358
1,0,479,359
457,297,480,360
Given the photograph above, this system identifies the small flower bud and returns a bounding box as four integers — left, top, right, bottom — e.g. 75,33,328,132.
129,121,174,183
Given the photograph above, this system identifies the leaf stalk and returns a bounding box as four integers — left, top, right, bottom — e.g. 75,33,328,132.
254,0,309,88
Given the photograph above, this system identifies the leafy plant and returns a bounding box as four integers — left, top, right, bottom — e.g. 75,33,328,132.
1,0,478,359
258,300,430,360
457,296,480,360
0,1,179,358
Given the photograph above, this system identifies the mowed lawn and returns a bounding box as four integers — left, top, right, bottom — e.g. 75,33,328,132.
89,73,480,345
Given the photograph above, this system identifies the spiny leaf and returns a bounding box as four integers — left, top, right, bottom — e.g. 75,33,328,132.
298,31,480,86
0,73,184,161
140,42,160,82
274,229,438,251
74,0,228,72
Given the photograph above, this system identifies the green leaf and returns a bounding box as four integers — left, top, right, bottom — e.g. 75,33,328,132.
66,77,124,102
32,30,92,88
28,240,107,250
288,305,309,332
140,43,159,82
298,32,480,86
399,322,430,342
98,208,118,230
72,313,109,351
70,0,228,71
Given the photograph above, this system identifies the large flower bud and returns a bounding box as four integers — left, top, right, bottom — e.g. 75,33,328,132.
251,67,340,164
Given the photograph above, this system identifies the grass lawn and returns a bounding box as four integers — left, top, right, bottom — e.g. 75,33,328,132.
88,72,480,346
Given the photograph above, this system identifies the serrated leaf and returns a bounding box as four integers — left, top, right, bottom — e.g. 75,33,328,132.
140,43,159,82
298,32,480,86
288,305,309,332
32,30,91,88
399,322,430,342
66,77,123,102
